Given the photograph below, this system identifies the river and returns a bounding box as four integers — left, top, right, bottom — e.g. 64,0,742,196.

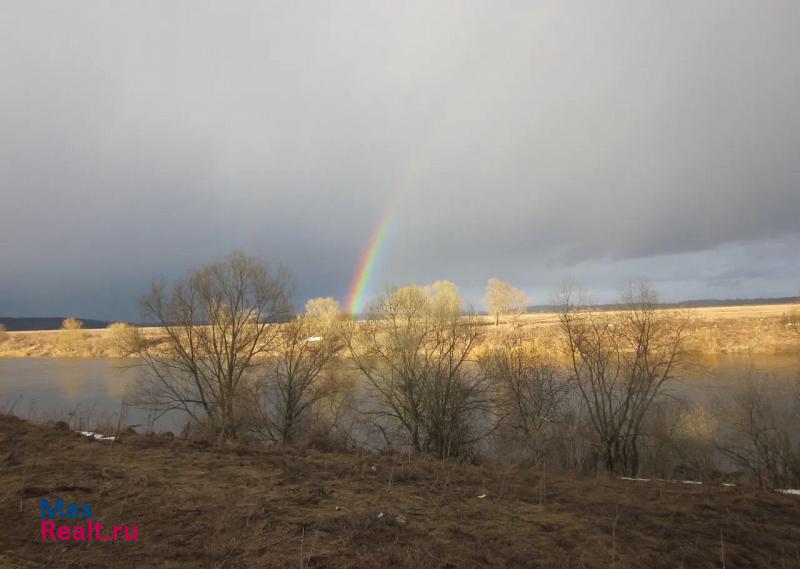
0,354,797,433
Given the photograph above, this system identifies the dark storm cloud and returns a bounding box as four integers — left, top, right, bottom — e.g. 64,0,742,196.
1,1,798,319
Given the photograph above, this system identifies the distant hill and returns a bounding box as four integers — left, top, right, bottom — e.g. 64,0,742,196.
0,317,112,331
525,296,800,313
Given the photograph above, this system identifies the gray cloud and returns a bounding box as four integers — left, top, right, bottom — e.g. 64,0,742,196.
1,1,798,319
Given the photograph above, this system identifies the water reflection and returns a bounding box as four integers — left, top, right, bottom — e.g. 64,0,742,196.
0,358,145,428
0,354,797,432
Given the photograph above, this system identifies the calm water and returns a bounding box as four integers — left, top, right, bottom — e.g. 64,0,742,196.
0,358,176,431
0,354,797,432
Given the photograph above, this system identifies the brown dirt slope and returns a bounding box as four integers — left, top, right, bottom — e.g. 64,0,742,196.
1,416,799,568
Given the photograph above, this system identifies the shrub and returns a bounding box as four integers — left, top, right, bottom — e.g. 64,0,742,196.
61,317,84,330
59,317,88,353
106,322,142,356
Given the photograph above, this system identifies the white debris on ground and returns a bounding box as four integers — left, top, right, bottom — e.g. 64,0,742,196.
477,493,487,499
77,431,115,442
622,477,719,485
620,477,799,496
304,336,323,343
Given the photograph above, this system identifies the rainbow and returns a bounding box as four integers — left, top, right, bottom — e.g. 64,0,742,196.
341,6,541,317
344,194,401,315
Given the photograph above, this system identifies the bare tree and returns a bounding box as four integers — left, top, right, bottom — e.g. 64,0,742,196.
783,307,800,340
481,330,570,458
714,377,800,488
558,281,687,475
786,307,800,424
485,277,529,326
784,300,800,427
343,284,495,458
253,315,343,444
132,251,291,443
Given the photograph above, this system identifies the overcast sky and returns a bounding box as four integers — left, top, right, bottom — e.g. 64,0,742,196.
1,1,799,320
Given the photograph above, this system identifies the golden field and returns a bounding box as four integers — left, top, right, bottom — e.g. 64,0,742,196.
0,303,798,358
504,303,800,355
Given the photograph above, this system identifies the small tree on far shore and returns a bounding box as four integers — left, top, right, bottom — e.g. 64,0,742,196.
0,324,8,344
304,297,342,329
485,277,529,326
61,317,83,330
59,317,87,353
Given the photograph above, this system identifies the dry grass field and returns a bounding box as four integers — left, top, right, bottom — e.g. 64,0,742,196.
1,414,799,569
487,303,800,355
0,303,798,358
0,327,162,359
